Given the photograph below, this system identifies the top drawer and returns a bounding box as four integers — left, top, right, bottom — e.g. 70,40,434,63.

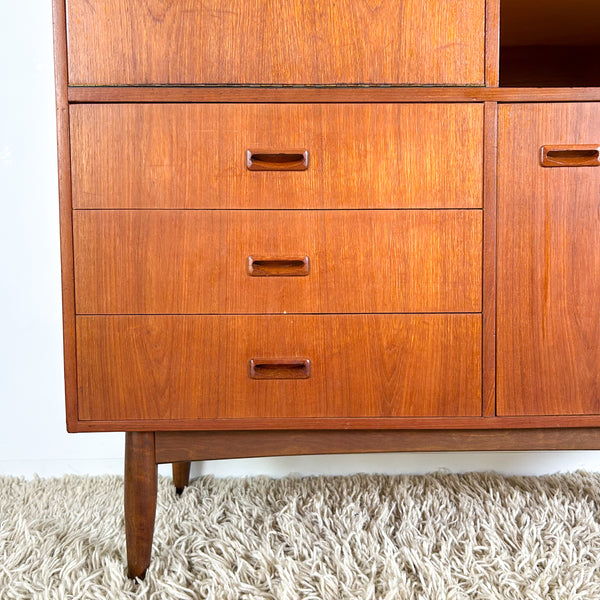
70,103,483,209
65,0,485,86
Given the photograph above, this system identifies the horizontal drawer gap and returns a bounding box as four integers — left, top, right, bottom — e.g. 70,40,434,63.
67,84,485,89
72,208,484,212
75,312,483,317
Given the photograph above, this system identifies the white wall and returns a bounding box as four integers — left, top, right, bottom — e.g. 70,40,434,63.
1,0,597,480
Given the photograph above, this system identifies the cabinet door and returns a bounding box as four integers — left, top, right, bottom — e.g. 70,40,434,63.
497,104,600,416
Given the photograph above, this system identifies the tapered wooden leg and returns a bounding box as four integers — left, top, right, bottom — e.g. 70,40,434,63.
124,432,157,580
172,461,191,495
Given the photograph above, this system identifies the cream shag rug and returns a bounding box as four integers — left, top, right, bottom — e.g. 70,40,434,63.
1,472,600,599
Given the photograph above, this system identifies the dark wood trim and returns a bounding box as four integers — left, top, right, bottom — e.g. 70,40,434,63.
124,432,157,580
485,0,501,87
52,0,78,432
155,428,600,462
482,102,498,417
71,415,600,433
67,86,600,104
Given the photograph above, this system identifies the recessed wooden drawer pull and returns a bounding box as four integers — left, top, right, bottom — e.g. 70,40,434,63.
246,149,309,171
247,256,310,277
248,358,312,380
541,145,600,167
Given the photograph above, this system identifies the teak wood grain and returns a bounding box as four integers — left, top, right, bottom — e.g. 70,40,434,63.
485,0,501,86
155,429,600,462
76,314,482,421
497,103,600,416
54,0,600,582
65,0,485,86
482,102,498,417
71,416,600,434
124,432,157,580
73,210,482,315
66,87,600,104
69,103,484,209
52,0,78,432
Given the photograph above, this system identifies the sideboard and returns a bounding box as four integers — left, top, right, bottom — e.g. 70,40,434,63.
52,0,600,578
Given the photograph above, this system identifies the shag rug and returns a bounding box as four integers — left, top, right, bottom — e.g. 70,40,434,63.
1,472,600,599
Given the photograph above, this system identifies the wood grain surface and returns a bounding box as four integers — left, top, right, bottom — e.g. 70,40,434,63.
76,314,482,421
70,415,600,434
124,432,156,580
66,0,484,85
73,210,482,314
482,102,498,417
69,103,484,209
485,0,501,86
66,87,600,104
52,0,78,432
155,428,600,462
497,103,600,416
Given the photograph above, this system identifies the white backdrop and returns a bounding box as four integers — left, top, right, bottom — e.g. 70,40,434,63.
1,0,597,479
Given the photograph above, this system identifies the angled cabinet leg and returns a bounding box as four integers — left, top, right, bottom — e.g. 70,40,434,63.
172,461,191,495
124,432,158,580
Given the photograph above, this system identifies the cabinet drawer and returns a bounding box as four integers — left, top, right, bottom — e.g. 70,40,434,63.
498,103,600,416
76,315,482,421
74,210,482,315
66,0,484,86
70,104,484,210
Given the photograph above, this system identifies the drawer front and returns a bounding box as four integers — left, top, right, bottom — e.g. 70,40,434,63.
74,210,482,315
66,0,484,86
497,103,600,416
76,315,482,421
70,104,484,209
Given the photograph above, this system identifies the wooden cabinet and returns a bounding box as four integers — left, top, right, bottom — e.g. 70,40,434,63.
53,0,600,580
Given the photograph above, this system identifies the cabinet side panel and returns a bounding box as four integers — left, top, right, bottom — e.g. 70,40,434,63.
53,0,78,431
497,103,600,415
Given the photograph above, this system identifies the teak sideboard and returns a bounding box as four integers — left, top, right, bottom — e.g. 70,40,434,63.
52,0,600,578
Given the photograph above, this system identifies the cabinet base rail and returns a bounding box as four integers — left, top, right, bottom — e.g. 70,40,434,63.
125,427,600,579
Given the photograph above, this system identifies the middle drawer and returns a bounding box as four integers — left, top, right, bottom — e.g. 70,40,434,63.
74,210,482,315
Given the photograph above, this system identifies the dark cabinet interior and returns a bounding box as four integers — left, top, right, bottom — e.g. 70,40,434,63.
500,0,600,87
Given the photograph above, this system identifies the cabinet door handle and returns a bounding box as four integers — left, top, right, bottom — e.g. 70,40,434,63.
541,145,600,167
248,358,311,380
246,149,309,171
247,256,310,277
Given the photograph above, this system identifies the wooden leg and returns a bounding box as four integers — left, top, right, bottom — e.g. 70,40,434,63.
172,461,191,495
124,432,157,580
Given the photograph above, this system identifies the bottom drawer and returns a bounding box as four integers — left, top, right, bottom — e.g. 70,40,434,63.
76,315,482,421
